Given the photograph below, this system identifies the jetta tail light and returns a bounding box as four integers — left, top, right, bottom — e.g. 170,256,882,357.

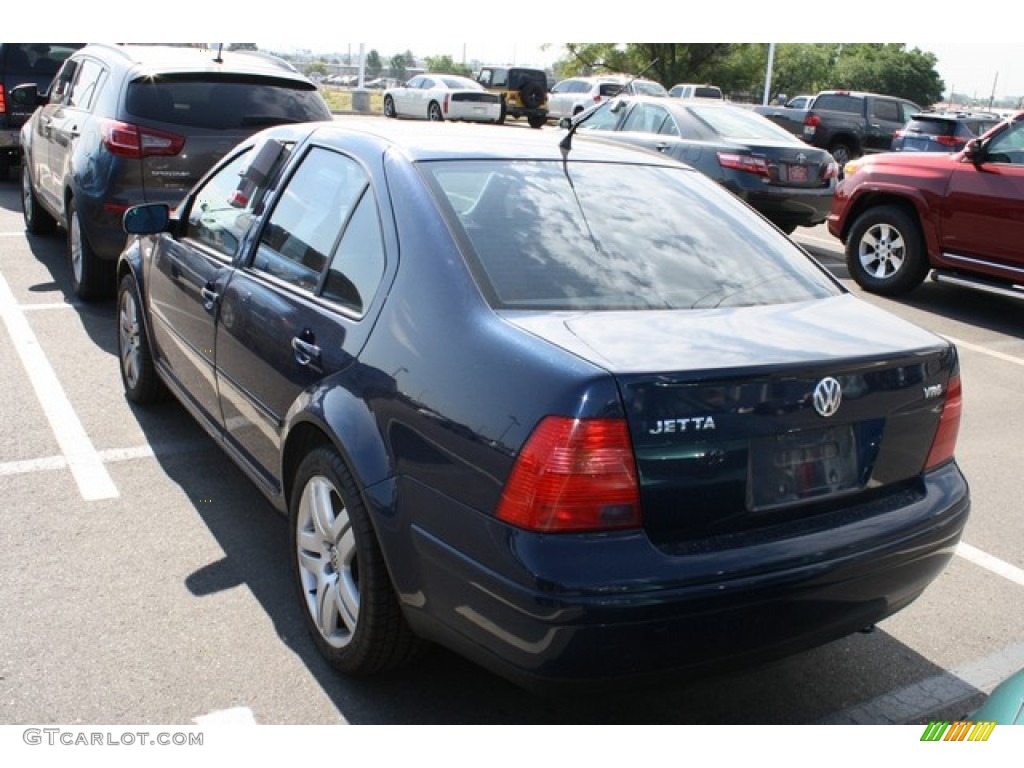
496,416,642,532
924,374,962,470
0,86,6,116
101,119,185,158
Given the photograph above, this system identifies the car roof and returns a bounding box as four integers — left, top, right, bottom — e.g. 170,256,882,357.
75,43,311,82
298,117,693,166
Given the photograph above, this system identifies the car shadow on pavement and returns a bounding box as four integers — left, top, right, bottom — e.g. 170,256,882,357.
125,396,984,725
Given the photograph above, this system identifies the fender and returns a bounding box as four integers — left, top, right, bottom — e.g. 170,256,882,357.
280,374,393,515
837,179,941,260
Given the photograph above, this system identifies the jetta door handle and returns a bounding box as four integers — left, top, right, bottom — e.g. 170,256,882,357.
201,285,220,311
291,336,322,369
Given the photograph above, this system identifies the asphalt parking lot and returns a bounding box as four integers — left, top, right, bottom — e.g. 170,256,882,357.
1,148,1023,725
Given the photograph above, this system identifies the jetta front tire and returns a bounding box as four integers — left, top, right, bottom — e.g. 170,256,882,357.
117,274,164,404
290,446,421,675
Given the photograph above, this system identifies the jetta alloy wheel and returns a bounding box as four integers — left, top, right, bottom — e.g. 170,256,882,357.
294,473,361,650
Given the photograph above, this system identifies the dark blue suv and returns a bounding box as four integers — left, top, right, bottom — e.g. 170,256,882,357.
892,110,1003,152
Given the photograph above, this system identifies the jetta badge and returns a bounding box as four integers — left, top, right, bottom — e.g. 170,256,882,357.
813,377,842,418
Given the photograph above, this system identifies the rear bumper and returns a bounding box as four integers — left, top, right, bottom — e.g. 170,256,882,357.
735,183,834,230
393,462,969,690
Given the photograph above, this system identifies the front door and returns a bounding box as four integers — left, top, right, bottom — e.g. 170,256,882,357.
146,148,257,430
941,119,1024,275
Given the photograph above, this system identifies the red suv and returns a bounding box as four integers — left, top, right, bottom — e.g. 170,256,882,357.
828,111,1024,296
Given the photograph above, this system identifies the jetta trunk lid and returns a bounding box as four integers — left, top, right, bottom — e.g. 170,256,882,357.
503,295,957,544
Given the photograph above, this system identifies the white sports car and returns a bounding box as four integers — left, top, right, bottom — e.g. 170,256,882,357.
383,73,502,123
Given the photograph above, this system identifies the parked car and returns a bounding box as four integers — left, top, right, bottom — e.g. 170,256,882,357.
0,43,83,179
15,43,332,300
547,76,630,120
569,95,839,233
828,111,1024,297
475,65,548,128
547,75,668,121
892,110,1003,153
801,90,921,166
116,118,968,690
668,83,724,100
383,73,501,123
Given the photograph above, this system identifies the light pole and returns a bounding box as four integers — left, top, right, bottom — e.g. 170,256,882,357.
762,43,775,106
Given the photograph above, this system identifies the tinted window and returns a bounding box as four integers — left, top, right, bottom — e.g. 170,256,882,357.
254,147,368,292
186,149,257,260
323,191,386,314
814,94,860,113
871,100,899,122
688,104,799,142
3,43,80,75
425,160,839,310
125,77,329,129
906,117,954,137
67,59,104,110
48,59,77,104
599,82,625,97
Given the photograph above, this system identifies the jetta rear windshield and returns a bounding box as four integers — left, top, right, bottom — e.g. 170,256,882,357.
125,76,330,129
423,159,840,310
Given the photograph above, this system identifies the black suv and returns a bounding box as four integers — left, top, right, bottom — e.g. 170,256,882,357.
15,43,332,299
892,110,1003,153
476,66,548,128
0,43,83,178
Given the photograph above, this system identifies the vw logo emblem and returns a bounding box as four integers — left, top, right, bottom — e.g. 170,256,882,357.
796,152,807,163
813,377,842,418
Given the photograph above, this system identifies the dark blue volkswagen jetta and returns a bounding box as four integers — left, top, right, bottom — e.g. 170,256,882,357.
116,117,969,690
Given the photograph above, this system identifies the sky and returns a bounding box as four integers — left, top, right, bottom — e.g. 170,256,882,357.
10,2,1023,101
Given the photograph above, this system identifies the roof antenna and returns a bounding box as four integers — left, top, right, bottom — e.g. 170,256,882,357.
559,58,659,153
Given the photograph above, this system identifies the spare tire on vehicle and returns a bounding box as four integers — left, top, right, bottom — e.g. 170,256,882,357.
520,81,544,110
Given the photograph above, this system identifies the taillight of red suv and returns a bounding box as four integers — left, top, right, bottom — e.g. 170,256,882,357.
101,119,185,158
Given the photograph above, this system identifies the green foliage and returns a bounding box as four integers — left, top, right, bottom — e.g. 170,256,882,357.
424,55,471,77
305,60,329,76
390,53,409,83
365,50,382,78
555,43,945,106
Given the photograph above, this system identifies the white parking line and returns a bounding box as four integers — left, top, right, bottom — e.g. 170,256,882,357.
943,334,1024,368
958,542,1024,588
0,272,118,501
0,440,213,477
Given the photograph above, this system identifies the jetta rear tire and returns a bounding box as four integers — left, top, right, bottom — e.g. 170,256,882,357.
290,446,421,675
846,205,929,296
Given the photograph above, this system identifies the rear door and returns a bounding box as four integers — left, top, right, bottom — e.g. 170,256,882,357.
865,97,917,153
215,144,389,492
45,55,106,210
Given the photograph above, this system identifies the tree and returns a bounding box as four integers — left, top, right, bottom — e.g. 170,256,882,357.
365,49,382,79
554,43,945,107
424,54,471,77
390,53,409,82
